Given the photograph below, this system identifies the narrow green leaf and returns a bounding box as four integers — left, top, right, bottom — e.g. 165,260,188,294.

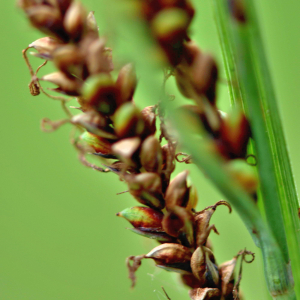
242,1,300,296
212,0,243,107
212,0,300,297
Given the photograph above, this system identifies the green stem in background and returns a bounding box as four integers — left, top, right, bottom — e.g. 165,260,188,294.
234,11,289,263
213,0,243,107
243,0,300,295
212,0,263,219
212,0,300,297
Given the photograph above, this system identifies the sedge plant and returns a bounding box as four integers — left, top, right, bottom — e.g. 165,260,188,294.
17,0,300,299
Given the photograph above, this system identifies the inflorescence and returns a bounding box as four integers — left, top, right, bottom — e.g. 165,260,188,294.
18,0,258,299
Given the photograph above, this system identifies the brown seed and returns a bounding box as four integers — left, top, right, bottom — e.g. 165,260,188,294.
112,137,141,167
174,64,194,99
26,5,68,41
190,52,218,105
116,63,137,104
72,112,117,140
40,71,81,95
86,38,114,75
28,37,63,60
162,205,194,247
140,105,157,136
190,246,219,287
219,107,251,159
145,243,192,274
52,44,85,78
161,143,176,191
140,135,163,173
165,170,190,208
63,1,87,41
126,172,165,209
219,257,237,298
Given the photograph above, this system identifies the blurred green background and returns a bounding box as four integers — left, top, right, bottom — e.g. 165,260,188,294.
1,0,300,299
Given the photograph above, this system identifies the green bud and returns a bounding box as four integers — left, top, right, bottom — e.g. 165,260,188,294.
113,103,145,138
82,74,119,115
116,206,163,230
80,131,113,156
151,8,190,40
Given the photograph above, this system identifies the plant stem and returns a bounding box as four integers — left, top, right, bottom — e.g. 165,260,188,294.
242,1,300,296
212,0,300,297
212,1,243,108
